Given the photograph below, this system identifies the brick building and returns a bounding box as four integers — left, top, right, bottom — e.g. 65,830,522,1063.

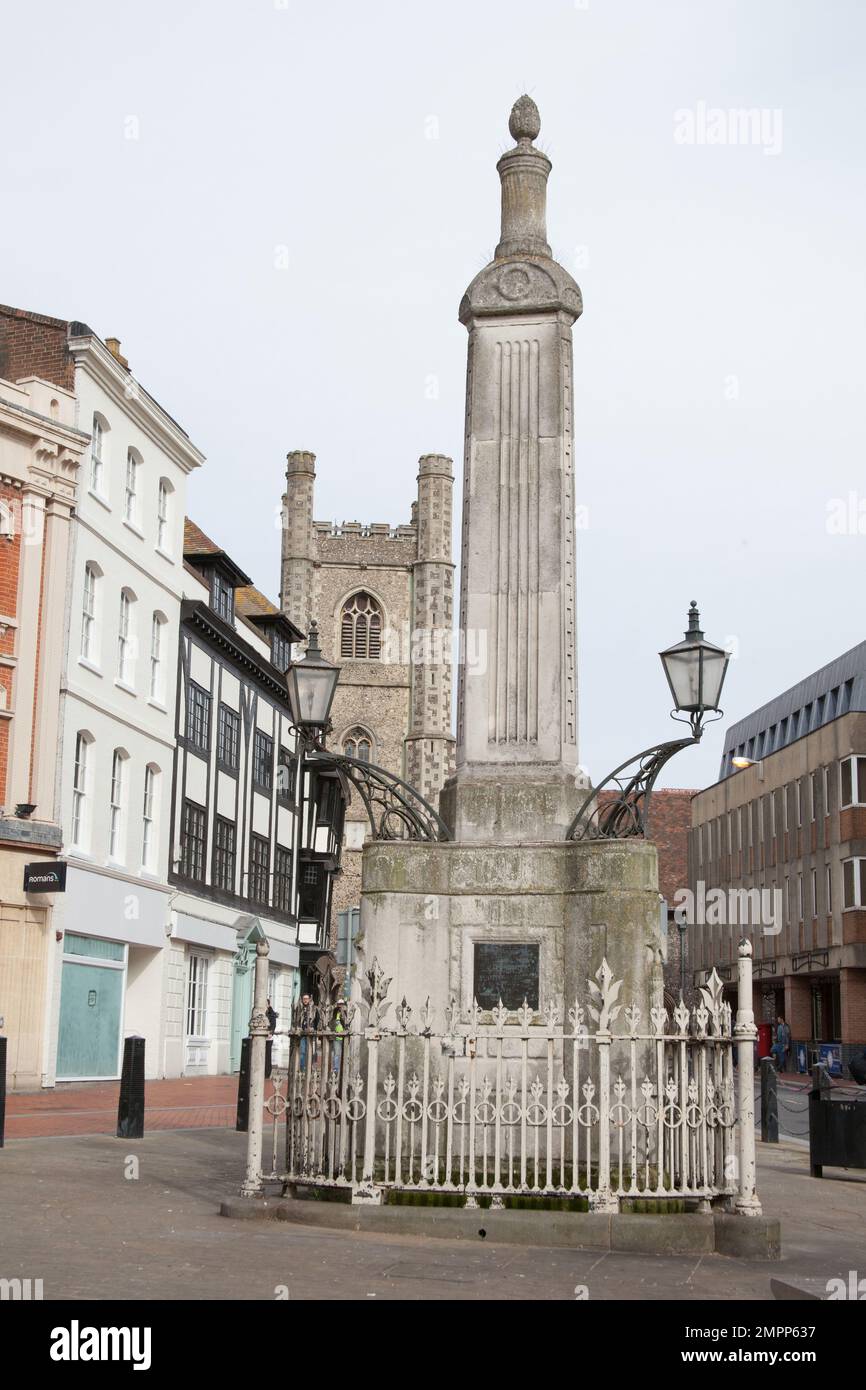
690,641,866,1074
280,451,455,945
0,351,88,1088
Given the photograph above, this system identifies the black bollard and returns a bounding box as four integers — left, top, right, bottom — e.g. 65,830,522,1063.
116,1035,145,1139
760,1056,778,1143
808,1062,831,1178
236,1036,251,1132
0,1035,6,1148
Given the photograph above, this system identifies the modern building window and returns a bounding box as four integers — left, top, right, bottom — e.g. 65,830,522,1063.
270,631,292,673
277,746,296,801
757,797,764,844
273,845,292,914
340,592,382,660
117,589,135,684
124,450,139,523
822,764,831,816
157,479,171,552
90,414,106,494
769,790,776,838
795,779,802,828
782,785,789,834
797,873,803,922
213,817,236,893
142,765,157,870
150,613,166,701
81,563,98,661
826,864,833,914
185,681,211,753
217,704,240,771
211,569,234,625
253,730,273,790
810,869,817,919
840,756,866,808
249,834,270,904
186,953,209,1037
843,857,866,910
343,728,372,762
809,772,817,823
71,732,91,847
180,799,206,881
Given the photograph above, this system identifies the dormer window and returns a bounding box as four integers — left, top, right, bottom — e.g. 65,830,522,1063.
211,569,234,624
271,630,292,673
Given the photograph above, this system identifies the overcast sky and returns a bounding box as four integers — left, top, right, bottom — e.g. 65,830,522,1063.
4,0,865,790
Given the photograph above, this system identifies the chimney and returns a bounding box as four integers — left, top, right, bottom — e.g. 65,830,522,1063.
105,337,129,369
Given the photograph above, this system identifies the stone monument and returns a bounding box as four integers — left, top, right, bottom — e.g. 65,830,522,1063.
356,98,664,1030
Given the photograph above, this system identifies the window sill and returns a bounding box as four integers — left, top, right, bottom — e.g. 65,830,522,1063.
147,697,167,713
78,657,103,677
114,678,137,696
88,488,112,513
155,545,174,563
123,518,145,540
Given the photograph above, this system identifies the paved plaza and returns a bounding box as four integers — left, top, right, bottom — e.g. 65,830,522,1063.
1,1127,863,1301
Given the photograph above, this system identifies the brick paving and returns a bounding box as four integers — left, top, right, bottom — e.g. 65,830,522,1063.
4,1075,243,1139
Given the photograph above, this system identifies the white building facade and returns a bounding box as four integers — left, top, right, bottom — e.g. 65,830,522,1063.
46,330,205,1084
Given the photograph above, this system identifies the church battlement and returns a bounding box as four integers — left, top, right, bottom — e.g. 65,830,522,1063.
311,520,417,542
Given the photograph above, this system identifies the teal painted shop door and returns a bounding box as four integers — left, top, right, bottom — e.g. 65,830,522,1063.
56,935,126,1080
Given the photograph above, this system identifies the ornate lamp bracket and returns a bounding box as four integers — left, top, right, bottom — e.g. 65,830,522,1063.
306,748,452,843
568,725,706,842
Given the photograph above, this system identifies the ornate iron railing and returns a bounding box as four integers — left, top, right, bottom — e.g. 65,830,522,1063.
244,946,763,1216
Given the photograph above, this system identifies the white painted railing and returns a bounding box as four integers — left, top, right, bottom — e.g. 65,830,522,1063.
243,941,762,1216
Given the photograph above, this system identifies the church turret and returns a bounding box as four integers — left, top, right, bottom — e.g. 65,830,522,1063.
405,454,456,801
445,96,583,843
281,450,316,632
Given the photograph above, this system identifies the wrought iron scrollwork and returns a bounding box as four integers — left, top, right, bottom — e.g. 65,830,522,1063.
567,737,698,841
307,750,452,843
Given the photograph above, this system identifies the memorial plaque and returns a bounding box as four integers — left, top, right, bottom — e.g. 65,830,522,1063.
473,943,539,1011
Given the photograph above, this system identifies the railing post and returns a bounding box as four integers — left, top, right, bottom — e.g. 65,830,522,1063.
589,1029,618,1212
353,1024,382,1202
734,938,762,1215
240,937,270,1197
760,1055,778,1144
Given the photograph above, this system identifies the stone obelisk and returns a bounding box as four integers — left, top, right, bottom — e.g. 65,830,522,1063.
359,98,663,1032
441,95,584,844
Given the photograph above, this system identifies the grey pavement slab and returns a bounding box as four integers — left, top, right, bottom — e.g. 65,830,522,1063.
0,1129,863,1301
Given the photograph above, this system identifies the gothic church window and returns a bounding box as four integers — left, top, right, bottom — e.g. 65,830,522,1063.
343,729,372,762
340,592,381,660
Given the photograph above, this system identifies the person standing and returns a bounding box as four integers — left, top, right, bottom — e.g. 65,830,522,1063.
772,1015,790,1072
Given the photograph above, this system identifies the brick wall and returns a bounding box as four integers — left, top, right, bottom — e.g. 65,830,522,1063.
0,306,73,391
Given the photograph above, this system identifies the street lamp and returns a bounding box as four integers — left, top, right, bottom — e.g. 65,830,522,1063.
285,620,340,734
569,600,730,840
659,600,730,739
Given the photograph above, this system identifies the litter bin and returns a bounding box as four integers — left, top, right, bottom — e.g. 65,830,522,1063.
757,1023,772,1059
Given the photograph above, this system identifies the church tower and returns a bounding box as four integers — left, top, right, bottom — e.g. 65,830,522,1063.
443,94,583,844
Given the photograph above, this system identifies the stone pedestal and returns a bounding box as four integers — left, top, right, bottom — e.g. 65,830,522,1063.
356,837,664,1031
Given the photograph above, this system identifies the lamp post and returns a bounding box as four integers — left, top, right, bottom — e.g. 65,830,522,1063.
569,601,730,840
